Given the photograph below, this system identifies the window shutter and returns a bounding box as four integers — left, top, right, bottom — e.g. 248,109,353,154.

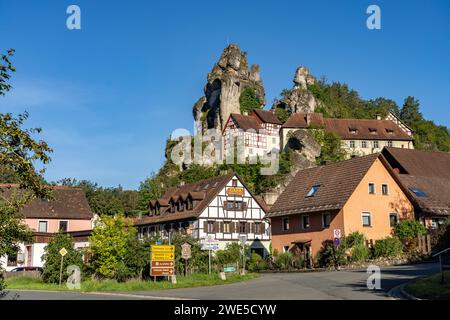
214,221,219,233
251,222,255,233
203,220,207,232
261,222,266,234
231,222,236,233
220,222,224,233
246,222,251,233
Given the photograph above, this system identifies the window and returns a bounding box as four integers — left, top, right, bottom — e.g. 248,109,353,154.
322,213,331,228
283,246,290,253
389,213,398,227
362,212,371,227
59,221,68,232
282,217,290,231
302,215,310,229
409,187,428,198
349,128,358,134
207,221,215,233
387,140,393,147
224,201,246,211
254,222,262,234
239,221,247,233
306,185,320,197
38,221,48,233
223,221,231,233
349,140,356,148
361,140,367,148
232,179,238,187
382,184,389,195
368,183,375,194
369,128,377,134
373,141,379,148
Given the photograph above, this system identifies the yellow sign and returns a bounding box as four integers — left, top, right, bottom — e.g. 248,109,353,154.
226,187,244,197
59,248,67,257
151,245,175,261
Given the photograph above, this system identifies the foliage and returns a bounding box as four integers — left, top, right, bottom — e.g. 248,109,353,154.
215,242,246,270
310,128,346,164
275,252,294,270
316,240,346,268
239,87,262,114
0,49,53,292
373,237,403,258
88,215,146,281
394,220,427,241
246,253,268,272
274,107,289,123
0,48,16,96
343,232,371,262
41,233,83,284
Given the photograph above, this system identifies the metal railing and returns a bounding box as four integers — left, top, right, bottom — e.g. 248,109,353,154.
432,247,450,284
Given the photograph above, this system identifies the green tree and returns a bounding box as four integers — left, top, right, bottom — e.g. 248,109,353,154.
239,87,262,114
394,220,427,242
89,215,137,280
41,233,83,283
1,48,52,293
400,96,423,126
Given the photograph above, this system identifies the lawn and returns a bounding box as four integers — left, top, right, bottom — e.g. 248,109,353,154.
405,270,450,300
5,273,259,292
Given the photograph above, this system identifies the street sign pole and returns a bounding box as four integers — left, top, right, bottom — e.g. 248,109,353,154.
59,255,64,287
208,249,211,274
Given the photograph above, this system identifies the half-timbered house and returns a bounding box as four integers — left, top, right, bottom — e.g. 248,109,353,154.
135,173,271,257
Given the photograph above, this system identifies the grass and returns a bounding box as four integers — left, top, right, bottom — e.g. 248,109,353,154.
405,270,450,300
5,273,259,292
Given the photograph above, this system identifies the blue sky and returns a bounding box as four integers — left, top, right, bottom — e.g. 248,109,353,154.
1,0,449,189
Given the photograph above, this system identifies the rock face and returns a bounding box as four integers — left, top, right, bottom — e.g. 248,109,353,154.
193,44,265,132
285,129,321,163
272,66,318,114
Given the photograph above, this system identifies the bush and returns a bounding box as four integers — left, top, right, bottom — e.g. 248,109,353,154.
42,232,83,284
276,252,294,270
373,237,403,258
316,240,346,268
395,220,427,241
293,254,306,269
343,232,371,262
247,253,267,272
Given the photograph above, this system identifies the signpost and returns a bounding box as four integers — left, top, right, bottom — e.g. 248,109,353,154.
58,247,67,287
201,236,220,274
333,229,342,239
239,235,247,275
181,243,192,276
151,245,175,277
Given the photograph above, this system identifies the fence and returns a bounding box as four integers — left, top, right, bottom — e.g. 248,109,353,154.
2,271,42,280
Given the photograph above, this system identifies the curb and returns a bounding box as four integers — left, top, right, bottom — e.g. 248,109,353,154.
399,284,423,300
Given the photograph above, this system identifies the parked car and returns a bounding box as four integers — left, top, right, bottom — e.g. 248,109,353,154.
10,266,44,273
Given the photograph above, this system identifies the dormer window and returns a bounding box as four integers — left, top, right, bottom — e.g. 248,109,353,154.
385,128,394,135
170,200,176,213
178,200,184,212
349,128,358,134
369,128,377,134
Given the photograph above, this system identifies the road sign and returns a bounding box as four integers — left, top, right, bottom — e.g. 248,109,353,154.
200,237,220,251
181,243,192,260
59,248,67,257
151,267,174,276
334,238,340,246
224,266,237,273
151,261,174,268
239,235,247,246
151,245,175,261
333,229,342,239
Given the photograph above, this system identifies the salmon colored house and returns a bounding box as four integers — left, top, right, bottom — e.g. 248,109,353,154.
267,153,414,261
0,185,94,271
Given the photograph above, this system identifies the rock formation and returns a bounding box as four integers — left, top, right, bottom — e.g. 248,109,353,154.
272,66,318,114
193,44,265,132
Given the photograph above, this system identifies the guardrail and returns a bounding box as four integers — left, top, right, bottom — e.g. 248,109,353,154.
432,247,450,284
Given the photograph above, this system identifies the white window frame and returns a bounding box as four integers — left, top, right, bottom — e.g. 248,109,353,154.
361,140,367,148
302,214,310,229
282,217,290,231
389,212,399,227
362,212,372,227
382,183,389,195
38,220,48,233
368,182,376,194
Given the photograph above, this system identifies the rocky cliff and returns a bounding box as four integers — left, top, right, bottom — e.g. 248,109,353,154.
193,44,265,132
272,66,318,114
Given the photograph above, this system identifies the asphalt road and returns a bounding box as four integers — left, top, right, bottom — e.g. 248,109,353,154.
2,262,440,300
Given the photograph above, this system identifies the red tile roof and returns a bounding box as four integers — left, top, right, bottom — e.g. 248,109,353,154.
229,113,261,131
0,185,94,220
282,113,324,128
267,153,381,217
251,109,283,125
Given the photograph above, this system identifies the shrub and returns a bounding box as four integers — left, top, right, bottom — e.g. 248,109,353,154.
394,220,427,241
293,254,306,269
350,244,371,262
42,232,83,284
373,237,403,258
316,240,346,268
276,252,294,270
239,87,262,114
247,253,267,272
343,232,371,262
